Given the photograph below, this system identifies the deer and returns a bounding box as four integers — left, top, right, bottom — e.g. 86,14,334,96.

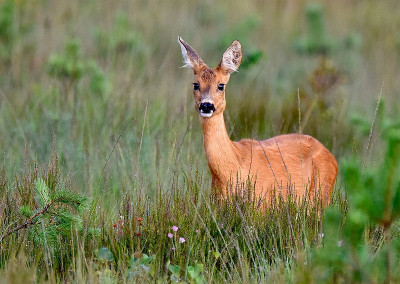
178,36,338,205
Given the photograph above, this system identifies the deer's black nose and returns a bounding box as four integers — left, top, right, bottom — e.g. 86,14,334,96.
199,103,215,114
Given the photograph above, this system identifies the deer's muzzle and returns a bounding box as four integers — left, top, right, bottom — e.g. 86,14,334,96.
199,102,215,118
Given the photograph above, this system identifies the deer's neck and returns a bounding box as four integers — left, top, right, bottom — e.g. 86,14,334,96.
200,113,238,174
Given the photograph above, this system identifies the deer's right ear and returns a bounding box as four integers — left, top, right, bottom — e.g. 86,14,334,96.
218,40,242,74
178,36,205,75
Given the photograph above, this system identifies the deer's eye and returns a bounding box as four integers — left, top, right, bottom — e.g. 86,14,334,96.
218,84,225,91
193,83,200,91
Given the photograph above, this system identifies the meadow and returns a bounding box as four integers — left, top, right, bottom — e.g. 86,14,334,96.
1,0,400,282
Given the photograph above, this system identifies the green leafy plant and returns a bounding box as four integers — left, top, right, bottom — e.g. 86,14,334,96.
47,38,110,104
295,3,362,55
126,253,156,281
346,100,400,282
46,37,111,131
95,11,146,55
94,247,118,283
209,15,264,71
0,0,15,61
97,247,115,262
278,57,351,152
295,3,339,55
168,262,181,282
0,178,88,244
0,152,91,280
94,10,148,74
298,101,400,283
47,38,85,82
0,0,33,77
240,50,264,70
187,263,206,284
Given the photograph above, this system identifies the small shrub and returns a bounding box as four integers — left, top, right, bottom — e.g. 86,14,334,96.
0,152,90,279
299,102,400,283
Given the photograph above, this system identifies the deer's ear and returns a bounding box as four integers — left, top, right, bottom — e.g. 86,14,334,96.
178,36,206,75
218,40,242,74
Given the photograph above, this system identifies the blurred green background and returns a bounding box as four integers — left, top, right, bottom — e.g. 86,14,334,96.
1,0,400,201
2,1,400,282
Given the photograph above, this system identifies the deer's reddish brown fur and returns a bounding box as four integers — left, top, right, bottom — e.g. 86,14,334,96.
178,36,338,204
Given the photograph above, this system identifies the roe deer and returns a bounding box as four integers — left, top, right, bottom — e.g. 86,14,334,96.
178,36,338,204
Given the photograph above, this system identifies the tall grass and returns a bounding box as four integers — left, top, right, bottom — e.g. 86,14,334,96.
0,151,347,282
1,0,400,282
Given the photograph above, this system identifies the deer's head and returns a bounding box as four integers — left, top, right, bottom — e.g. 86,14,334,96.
178,36,242,119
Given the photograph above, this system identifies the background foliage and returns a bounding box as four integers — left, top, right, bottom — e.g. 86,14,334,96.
1,0,400,282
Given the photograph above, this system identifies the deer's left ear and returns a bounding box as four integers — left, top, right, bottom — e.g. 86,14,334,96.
218,40,242,74
178,36,207,75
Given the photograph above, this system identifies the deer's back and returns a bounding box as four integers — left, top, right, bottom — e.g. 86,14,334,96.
232,133,337,200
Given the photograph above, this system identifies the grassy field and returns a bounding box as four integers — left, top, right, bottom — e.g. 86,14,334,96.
1,0,400,283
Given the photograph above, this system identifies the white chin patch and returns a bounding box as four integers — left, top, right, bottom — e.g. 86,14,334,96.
200,111,213,118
